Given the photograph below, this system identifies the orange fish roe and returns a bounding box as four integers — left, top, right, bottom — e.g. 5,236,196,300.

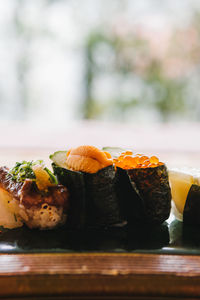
123,155,136,164
114,152,163,169
124,151,133,155
150,156,159,164
120,150,133,156
138,155,149,164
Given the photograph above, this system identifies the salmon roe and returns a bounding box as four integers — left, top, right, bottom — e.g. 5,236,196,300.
114,151,163,169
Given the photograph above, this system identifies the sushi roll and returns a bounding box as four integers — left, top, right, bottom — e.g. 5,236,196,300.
50,145,124,229
169,168,200,225
114,151,171,224
0,161,69,229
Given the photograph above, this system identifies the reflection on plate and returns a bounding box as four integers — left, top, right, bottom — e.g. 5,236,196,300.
0,213,199,254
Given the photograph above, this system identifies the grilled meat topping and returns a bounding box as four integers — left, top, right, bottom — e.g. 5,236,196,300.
0,167,69,209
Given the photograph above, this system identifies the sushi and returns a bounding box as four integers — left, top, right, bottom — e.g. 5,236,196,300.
113,151,171,224
169,168,200,225
0,160,69,229
50,145,124,229
51,146,171,227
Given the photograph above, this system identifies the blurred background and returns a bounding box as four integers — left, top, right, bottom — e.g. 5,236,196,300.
0,0,200,166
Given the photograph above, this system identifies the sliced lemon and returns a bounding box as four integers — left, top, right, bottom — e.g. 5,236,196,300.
169,167,200,216
32,165,53,191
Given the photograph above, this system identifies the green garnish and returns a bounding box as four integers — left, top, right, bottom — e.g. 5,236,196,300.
9,160,38,182
44,167,58,185
9,160,57,185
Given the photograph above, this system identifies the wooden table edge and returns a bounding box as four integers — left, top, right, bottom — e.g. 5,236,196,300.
0,253,200,298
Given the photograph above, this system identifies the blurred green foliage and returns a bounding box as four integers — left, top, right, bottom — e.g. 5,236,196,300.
83,15,200,122
5,0,200,123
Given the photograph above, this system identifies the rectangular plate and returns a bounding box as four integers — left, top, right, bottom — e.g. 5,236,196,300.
0,214,199,255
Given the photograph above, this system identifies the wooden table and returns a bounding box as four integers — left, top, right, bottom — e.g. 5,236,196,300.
0,121,200,299
1,253,200,299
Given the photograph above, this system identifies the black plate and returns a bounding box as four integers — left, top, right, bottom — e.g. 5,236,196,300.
0,214,200,254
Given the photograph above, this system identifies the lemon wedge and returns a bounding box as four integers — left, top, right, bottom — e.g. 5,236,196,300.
169,168,200,217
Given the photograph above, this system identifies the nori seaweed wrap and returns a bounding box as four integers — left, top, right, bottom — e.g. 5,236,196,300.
52,162,86,229
183,184,200,226
50,147,124,229
114,151,171,224
116,165,171,224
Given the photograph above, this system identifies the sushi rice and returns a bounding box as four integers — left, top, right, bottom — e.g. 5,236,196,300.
0,188,23,229
0,188,66,229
